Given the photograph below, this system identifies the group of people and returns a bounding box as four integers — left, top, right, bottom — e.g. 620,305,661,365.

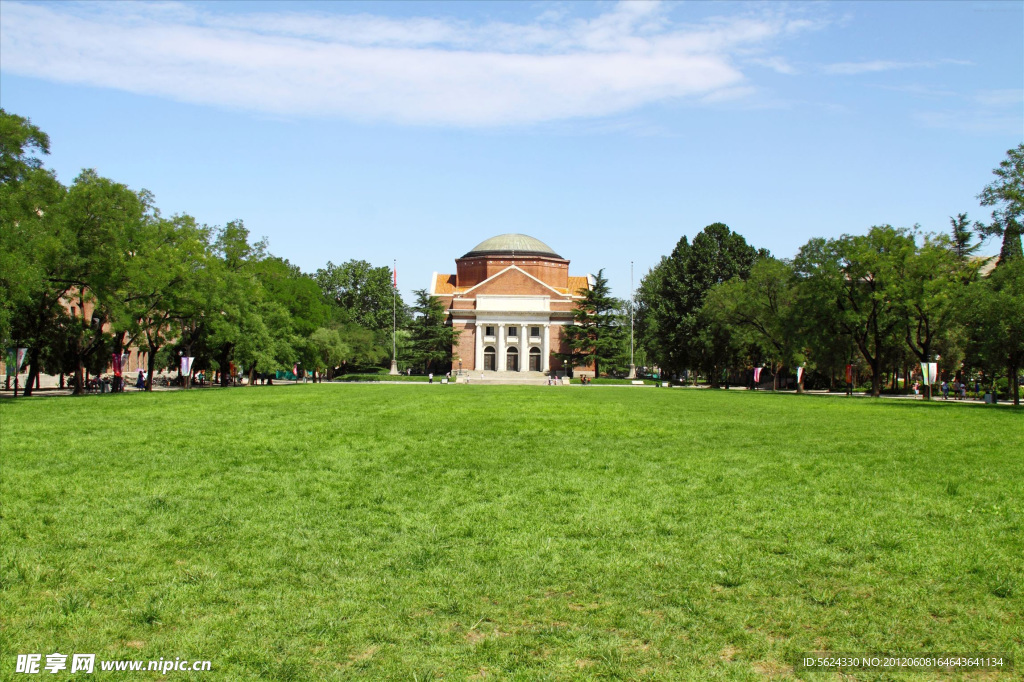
940,379,974,400
912,379,980,400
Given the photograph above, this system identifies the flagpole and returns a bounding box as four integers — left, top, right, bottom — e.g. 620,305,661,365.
389,259,399,375
627,261,636,379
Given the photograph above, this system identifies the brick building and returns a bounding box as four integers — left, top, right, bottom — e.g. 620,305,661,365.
430,234,592,376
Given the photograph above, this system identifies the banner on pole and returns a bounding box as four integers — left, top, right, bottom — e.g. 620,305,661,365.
753,367,762,383
180,356,194,376
845,364,853,384
111,353,123,377
797,366,804,383
6,348,27,375
920,362,938,384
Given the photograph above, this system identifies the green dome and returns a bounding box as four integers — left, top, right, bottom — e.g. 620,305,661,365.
463,234,561,259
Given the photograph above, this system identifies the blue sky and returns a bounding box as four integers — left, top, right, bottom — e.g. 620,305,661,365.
1,0,1021,302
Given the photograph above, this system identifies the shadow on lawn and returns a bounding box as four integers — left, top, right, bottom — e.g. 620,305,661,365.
776,390,1022,415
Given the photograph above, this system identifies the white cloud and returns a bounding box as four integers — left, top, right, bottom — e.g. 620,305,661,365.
0,1,824,126
913,88,1023,135
748,56,798,75
822,58,972,75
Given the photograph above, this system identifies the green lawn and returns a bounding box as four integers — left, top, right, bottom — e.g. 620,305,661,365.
1,387,1021,680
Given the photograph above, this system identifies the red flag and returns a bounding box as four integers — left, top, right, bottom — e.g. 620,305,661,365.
393,267,397,288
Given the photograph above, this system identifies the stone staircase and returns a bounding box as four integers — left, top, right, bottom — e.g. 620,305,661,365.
456,370,561,386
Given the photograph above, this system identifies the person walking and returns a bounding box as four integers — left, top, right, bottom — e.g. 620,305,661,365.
941,380,949,399
428,372,433,384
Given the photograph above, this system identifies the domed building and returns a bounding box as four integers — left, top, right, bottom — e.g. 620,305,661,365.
429,234,592,375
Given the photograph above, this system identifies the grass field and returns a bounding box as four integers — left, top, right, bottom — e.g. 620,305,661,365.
1,386,1021,680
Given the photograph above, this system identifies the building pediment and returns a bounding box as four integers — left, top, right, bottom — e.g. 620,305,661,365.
463,266,572,299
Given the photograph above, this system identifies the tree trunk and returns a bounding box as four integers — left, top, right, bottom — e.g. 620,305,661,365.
74,361,85,396
22,347,41,397
218,346,233,387
146,344,159,391
1011,359,1020,407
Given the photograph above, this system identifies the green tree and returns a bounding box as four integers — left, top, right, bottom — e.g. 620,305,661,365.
652,223,764,378
306,327,352,379
960,259,1024,405
408,289,459,374
49,170,153,393
315,259,407,332
556,270,626,378
0,108,50,184
199,221,289,386
120,214,212,390
948,213,981,261
895,232,973,398
634,257,666,372
794,227,914,397
703,257,802,390
0,109,63,350
978,143,1024,264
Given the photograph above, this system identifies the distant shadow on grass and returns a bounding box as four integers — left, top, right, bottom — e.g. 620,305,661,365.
767,390,1022,416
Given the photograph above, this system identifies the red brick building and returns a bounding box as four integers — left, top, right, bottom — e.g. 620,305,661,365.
430,234,592,375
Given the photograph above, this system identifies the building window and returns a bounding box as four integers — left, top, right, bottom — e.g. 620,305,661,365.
530,326,540,337
508,326,518,337
485,326,495,337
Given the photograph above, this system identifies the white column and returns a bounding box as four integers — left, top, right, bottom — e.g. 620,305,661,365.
475,320,484,371
519,325,528,372
497,323,506,371
543,323,550,372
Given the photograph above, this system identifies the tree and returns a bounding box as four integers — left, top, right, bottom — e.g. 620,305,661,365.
960,259,1024,405
55,170,154,393
794,227,914,397
895,232,973,398
315,259,406,332
556,269,626,378
978,143,1024,264
703,257,802,390
948,213,981,261
197,220,294,386
408,289,459,374
634,257,666,372
306,327,351,379
113,214,212,390
0,109,62,348
652,223,764,378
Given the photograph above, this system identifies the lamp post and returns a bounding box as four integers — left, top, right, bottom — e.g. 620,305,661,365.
390,259,399,375
627,260,636,379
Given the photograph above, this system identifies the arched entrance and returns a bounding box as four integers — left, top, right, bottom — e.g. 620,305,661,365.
506,347,519,372
484,346,496,371
529,347,541,371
